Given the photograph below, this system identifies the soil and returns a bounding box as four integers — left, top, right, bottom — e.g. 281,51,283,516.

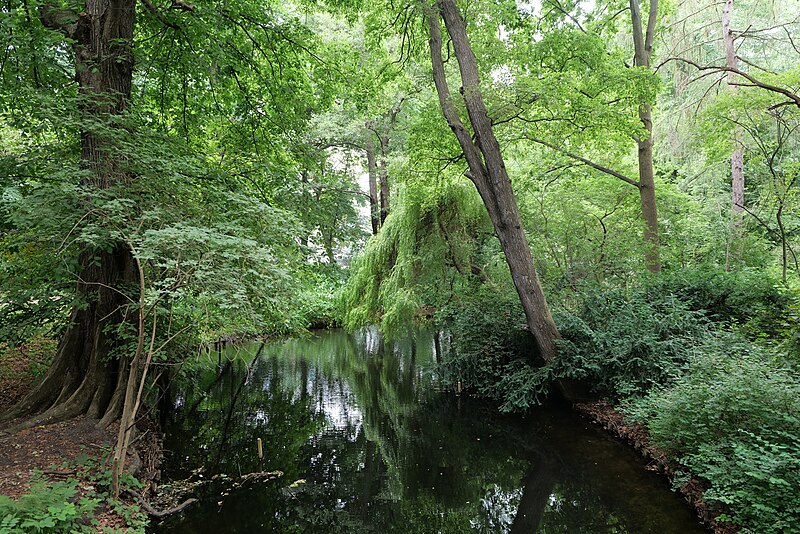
574,400,739,534
0,342,159,531
0,339,56,414
0,416,116,498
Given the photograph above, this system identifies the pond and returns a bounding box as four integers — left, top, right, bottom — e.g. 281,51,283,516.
152,328,705,533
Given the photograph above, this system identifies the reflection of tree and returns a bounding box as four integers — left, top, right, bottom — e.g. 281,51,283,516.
158,330,702,534
162,343,324,480
509,454,557,534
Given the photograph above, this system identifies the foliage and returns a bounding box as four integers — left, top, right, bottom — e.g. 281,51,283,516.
0,337,56,381
340,180,491,337
552,284,707,399
435,286,539,411
437,267,793,412
626,338,800,533
641,267,790,339
0,475,101,534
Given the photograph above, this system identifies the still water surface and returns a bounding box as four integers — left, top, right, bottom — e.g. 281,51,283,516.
154,328,705,533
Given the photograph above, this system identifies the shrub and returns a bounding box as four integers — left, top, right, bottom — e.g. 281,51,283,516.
437,288,541,411
626,337,800,533
552,284,708,398
641,267,789,339
0,475,99,533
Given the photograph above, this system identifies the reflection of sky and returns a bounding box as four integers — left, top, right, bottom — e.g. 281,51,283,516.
471,484,523,533
312,372,363,438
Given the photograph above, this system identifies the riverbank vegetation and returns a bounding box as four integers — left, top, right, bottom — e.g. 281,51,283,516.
2,0,800,531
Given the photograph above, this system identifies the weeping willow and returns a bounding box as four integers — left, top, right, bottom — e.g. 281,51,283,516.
341,179,492,336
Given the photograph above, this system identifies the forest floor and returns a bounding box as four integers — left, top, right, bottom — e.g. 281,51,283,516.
0,341,149,531
575,400,738,534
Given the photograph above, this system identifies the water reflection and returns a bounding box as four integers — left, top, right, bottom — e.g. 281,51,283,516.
153,328,703,533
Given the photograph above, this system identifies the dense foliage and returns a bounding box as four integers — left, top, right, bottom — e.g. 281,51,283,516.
626,340,800,533
3,0,800,531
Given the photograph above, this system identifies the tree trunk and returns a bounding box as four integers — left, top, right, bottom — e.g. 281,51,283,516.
378,134,391,225
630,0,661,273
723,0,744,218
425,0,561,364
2,0,137,428
365,128,381,235
723,0,745,270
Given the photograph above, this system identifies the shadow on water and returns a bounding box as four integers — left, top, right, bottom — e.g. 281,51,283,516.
152,328,705,533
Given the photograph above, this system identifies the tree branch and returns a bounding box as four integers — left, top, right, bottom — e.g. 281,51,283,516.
526,137,640,188
140,0,180,30
660,57,800,107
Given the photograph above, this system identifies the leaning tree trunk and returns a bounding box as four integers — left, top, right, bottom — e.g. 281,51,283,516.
1,0,138,429
630,0,661,273
425,0,561,365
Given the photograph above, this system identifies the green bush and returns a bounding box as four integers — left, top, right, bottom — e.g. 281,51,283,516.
436,288,543,411
438,267,794,409
552,284,708,398
626,338,800,533
641,267,789,339
0,475,99,533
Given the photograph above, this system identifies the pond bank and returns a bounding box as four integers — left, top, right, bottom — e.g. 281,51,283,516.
575,400,737,534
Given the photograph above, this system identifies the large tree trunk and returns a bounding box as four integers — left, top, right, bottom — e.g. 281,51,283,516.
630,0,661,273
2,0,137,429
425,0,561,365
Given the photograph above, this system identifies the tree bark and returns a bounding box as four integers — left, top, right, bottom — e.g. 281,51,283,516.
425,0,561,364
378,133,391,225
365,127,381,235
1,0,138,428
630,0,661,273
723,0,745,270
723,0,744,218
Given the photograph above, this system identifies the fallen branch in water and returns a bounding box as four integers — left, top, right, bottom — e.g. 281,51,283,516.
125,488,198,518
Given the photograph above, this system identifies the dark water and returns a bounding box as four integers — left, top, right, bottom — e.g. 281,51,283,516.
153,328,705,533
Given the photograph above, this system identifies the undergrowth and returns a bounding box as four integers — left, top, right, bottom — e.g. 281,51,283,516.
625,338,800,533
0,452,149,534
0,475,99,533
439,266,798,532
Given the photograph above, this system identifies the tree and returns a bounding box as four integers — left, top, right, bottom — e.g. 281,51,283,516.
1,0,357,430
629,0,661,272
366,100,404,226
365,130,382,234
722,0,745,228
1,0,139,428
424,0,561,363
